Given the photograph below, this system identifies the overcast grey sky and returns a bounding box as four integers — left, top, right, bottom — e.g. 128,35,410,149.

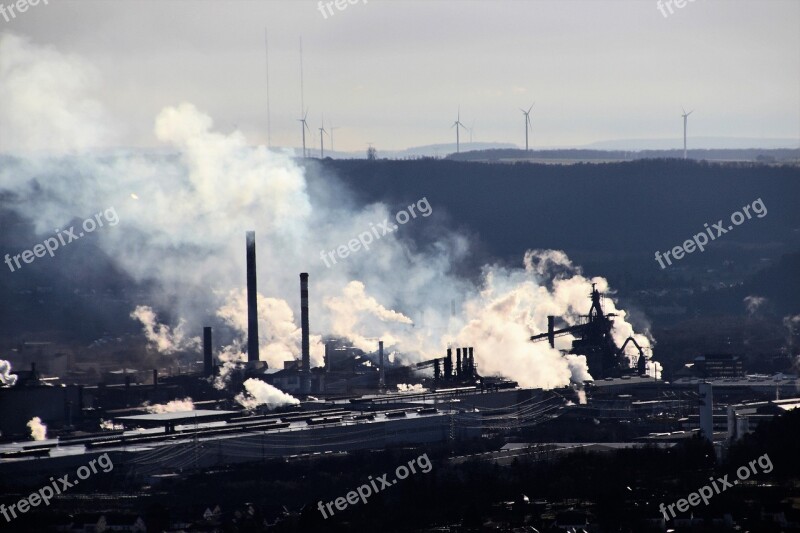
4,0,799,152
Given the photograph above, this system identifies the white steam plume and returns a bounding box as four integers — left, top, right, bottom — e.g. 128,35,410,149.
0,359,17,387
235,378,300,409
143,397,195,414
0,36,653,391
397,383,426,393
325,281,414,352
0,34,112,154
216,289,324,369
27,416,47,440
450,250,652,387
131,306,200,354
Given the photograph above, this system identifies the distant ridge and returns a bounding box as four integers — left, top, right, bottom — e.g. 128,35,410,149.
447,147,800,163
585,137,799,151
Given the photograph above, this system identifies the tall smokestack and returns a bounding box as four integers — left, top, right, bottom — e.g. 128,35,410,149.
379,340,385,388
469,347,475,376
456,348,462,377
203,327,213,377
547,315,555,348
246,231,259,363
300,273,310,373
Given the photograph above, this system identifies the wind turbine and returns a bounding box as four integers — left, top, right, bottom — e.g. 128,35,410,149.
682,108,693,160
298,109,310,157
319,115,328,158
264,28,272,148
452,107,467,153
521,104,534,151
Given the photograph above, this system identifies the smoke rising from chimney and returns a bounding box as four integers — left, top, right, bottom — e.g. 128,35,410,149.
130,306,200,354
0,359,17,387
0,35,653,390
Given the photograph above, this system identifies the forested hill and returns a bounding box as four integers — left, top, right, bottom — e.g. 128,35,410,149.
315,159,800,270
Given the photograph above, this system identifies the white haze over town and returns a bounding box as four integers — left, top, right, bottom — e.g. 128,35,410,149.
0,35,656,394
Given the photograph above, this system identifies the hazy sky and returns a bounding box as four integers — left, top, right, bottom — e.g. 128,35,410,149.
4,0,799,152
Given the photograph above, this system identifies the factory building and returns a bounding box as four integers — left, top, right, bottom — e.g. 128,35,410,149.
693,353,745,379
727,397,800,441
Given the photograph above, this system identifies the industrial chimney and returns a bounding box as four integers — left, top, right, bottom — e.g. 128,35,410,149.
378,340,385,389
468,347,475,376
246,231,260,363
203,326,213,377
300,273,310,374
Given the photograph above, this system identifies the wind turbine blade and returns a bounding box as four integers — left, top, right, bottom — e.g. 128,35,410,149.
527,104,534,113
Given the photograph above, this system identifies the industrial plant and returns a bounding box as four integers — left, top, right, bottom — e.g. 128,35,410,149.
2,1,798,530
2,228,799,531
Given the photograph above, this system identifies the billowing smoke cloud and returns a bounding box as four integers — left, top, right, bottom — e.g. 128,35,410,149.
0,359,17,387
396,383,426,393
0,35,112,154
99,419,123,431
216,289,324,369
646,360,663,379
324,281,414,352
27,416,47,440
449,250,652,387
131,306,200,354
144,398,195,413
0,35,653,391
235,378,300,409
212,341,247,391
576,389,587,405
